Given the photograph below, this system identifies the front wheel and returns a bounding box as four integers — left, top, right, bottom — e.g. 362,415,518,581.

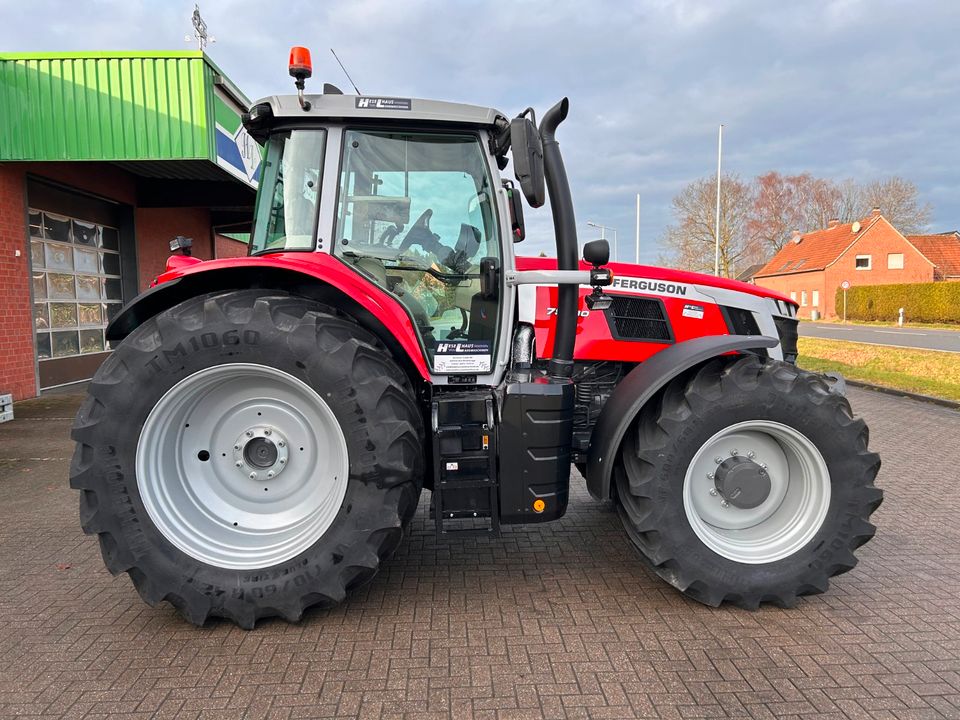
70,291,424,628
615,355,882,608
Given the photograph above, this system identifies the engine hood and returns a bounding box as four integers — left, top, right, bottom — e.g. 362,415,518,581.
515,256,794,306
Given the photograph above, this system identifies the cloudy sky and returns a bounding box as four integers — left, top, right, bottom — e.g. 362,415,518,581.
3,0,959,260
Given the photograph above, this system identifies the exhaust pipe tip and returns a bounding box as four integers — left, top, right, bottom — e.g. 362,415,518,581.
540,97,570,140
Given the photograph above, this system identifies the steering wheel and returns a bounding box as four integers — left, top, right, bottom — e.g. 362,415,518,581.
398,209,443,252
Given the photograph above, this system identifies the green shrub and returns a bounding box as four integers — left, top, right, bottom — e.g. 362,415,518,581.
837,282,960,323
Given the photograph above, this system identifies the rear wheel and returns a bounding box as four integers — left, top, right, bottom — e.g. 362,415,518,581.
70,291,424,628
615,355,882,608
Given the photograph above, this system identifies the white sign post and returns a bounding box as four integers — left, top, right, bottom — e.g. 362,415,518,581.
840,280,850,323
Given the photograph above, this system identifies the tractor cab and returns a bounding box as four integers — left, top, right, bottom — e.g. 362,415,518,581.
239,48,589,389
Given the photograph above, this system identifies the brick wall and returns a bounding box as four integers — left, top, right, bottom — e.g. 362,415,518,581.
752,272,827,320
215,234,249,259
135,208,213,290
0,166,37,400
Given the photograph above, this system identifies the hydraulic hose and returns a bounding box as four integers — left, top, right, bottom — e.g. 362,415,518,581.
539,98,578,378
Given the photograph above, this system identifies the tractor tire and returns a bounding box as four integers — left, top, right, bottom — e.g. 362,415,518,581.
614,355,882,609
70,290,424,628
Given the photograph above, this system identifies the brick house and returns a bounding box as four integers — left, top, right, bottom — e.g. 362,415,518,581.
753,209,959,319
0,52,259,400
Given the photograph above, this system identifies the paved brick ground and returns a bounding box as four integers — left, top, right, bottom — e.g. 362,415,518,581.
0,388,958,719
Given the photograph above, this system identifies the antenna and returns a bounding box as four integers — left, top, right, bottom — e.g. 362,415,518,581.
330,48,362,95
185,4,216,51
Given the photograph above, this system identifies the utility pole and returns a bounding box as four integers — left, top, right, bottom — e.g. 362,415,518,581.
714,124,723,277
635,193,640,264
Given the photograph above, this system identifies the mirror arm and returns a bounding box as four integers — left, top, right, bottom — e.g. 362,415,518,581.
505,270,591,286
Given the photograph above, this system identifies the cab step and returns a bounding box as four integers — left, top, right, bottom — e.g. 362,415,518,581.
429,390,500,538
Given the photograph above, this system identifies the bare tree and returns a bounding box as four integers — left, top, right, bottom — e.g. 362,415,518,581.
661,173,762,277
860,177,932,233
826,176,930,232
750,172,841,253
831,178,864,224
661,171,934,275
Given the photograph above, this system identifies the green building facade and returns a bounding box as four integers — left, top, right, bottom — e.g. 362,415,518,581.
0,51,260,398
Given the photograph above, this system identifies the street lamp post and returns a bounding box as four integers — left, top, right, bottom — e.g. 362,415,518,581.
586,222,618,262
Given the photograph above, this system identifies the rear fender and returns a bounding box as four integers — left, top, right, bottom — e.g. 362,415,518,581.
585,334,779,500
106,254,431,382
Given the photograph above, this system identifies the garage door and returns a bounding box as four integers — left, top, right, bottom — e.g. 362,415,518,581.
29,208,124,389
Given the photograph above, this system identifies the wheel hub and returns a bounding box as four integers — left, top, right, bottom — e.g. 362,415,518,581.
233,426,289,480
245,437,278,468
714,455,770,509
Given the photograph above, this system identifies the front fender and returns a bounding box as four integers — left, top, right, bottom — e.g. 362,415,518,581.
585,334,779,500
106,253,431,381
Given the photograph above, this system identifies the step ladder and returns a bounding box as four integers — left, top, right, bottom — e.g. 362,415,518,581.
430,391,500,537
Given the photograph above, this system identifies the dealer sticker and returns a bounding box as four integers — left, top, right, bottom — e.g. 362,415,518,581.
434,340,492,373
355,96,412,110
682,304,705,319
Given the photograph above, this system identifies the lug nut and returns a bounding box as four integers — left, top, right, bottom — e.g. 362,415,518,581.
708,488,718,496
760,463,768,470
707,472,714,480
235,461,243,468
730,449,739,456
747,451,756,459
714,457,723,464
264,428,271,436
249,472,257,480
720,499,730,508
246,430,253,437
279,458,285,465
267,471,275,478
234,444,240,450
278,441,285,448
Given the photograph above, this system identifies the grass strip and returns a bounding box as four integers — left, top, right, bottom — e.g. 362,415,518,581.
797,337,960,403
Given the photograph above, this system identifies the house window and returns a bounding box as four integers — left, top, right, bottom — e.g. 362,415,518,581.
790,291,797,301
801,291,808,306
888,253,904,269
855,255,871,270
812,290,820,307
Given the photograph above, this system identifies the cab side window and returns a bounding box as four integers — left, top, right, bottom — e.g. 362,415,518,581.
335,131,501,372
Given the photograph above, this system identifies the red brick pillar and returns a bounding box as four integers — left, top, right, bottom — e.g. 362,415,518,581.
0,166,38,400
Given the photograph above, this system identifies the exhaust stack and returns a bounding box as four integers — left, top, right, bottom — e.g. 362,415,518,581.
539,98,578,378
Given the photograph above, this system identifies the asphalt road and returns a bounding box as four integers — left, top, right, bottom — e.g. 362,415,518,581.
801,321,960,352
1,388,959,718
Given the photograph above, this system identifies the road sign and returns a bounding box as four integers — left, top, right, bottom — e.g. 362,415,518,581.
841,280,851,290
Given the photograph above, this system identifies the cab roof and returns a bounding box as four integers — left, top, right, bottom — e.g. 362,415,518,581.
251,92,507,128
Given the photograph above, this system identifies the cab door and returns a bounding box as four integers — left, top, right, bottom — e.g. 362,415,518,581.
332,129,514,384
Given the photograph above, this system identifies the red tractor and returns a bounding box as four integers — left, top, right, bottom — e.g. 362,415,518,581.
70,49,881,628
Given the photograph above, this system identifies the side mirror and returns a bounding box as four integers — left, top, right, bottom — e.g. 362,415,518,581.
503,181,526,242
583,239,609,267
510,116,545,208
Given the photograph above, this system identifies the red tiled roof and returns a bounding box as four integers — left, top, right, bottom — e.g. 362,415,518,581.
907,233,960,278
755,216,883,277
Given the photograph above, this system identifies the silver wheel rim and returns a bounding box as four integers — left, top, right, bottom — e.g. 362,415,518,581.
682,420,830,564
136,363,349,570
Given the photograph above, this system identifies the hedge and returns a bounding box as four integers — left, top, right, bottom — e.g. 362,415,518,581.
836,281,960,324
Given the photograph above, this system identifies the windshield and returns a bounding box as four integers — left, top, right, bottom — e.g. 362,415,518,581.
335,131,501,372
250,130,326,254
